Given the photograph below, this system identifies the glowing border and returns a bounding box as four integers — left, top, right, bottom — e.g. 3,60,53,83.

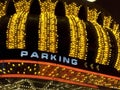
1,59,120,89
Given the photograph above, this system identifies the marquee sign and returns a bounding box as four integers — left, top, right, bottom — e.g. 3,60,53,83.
0,58,120,89
0,50,120,89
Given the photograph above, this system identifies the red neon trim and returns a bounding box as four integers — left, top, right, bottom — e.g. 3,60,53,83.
0,74,98,88
0,59,120,80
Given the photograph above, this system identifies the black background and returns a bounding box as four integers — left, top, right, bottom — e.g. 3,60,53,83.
95,0,120,24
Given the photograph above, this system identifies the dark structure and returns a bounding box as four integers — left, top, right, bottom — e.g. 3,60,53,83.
0,0,120,89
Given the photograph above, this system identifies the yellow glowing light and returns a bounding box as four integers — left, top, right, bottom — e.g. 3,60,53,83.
34,72,37,75
29,69,32,71
12,64,15,67
2,0,120,72
65,3,81,16
7,70,10,73
13,0,31,12
3,68,6,70
18,63,21,66
23,71,25,74
0,1,7,18
66,3,87,60
10,68,13,71
87,8,110,65
112,23,120,70
0,69,2,72
6,0,31,49
103,16,120,70
17,71,20,74
21,62,24,65
3,71,6,74
6,12,26,49
38,0,58,53
38,72,40,74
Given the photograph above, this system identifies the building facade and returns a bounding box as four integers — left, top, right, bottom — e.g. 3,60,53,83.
0,0,120,89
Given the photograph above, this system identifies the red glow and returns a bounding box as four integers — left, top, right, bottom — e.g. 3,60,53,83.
1,74,98,88
1,59,120,89
0,59,120,80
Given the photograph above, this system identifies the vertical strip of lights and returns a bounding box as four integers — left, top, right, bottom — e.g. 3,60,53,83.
0,1,7,18
117,31,120,70
103,16,113,64
17,12,28,48
6,0,31,49
67,15,76,57
38,0,57,53
49,12,57,53
87,8,103,64
6,13,19,48
112,23,120,71
46,12,50,51
39,13,47,51
95,23,110,65
87,8,110,65
66,3,78,58
66,3,87,60
74,16,87,60
78,19,87,60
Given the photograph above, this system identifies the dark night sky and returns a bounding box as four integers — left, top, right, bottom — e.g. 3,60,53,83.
95,0,120,24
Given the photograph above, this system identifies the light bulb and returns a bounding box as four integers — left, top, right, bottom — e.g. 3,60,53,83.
87,0,96,2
